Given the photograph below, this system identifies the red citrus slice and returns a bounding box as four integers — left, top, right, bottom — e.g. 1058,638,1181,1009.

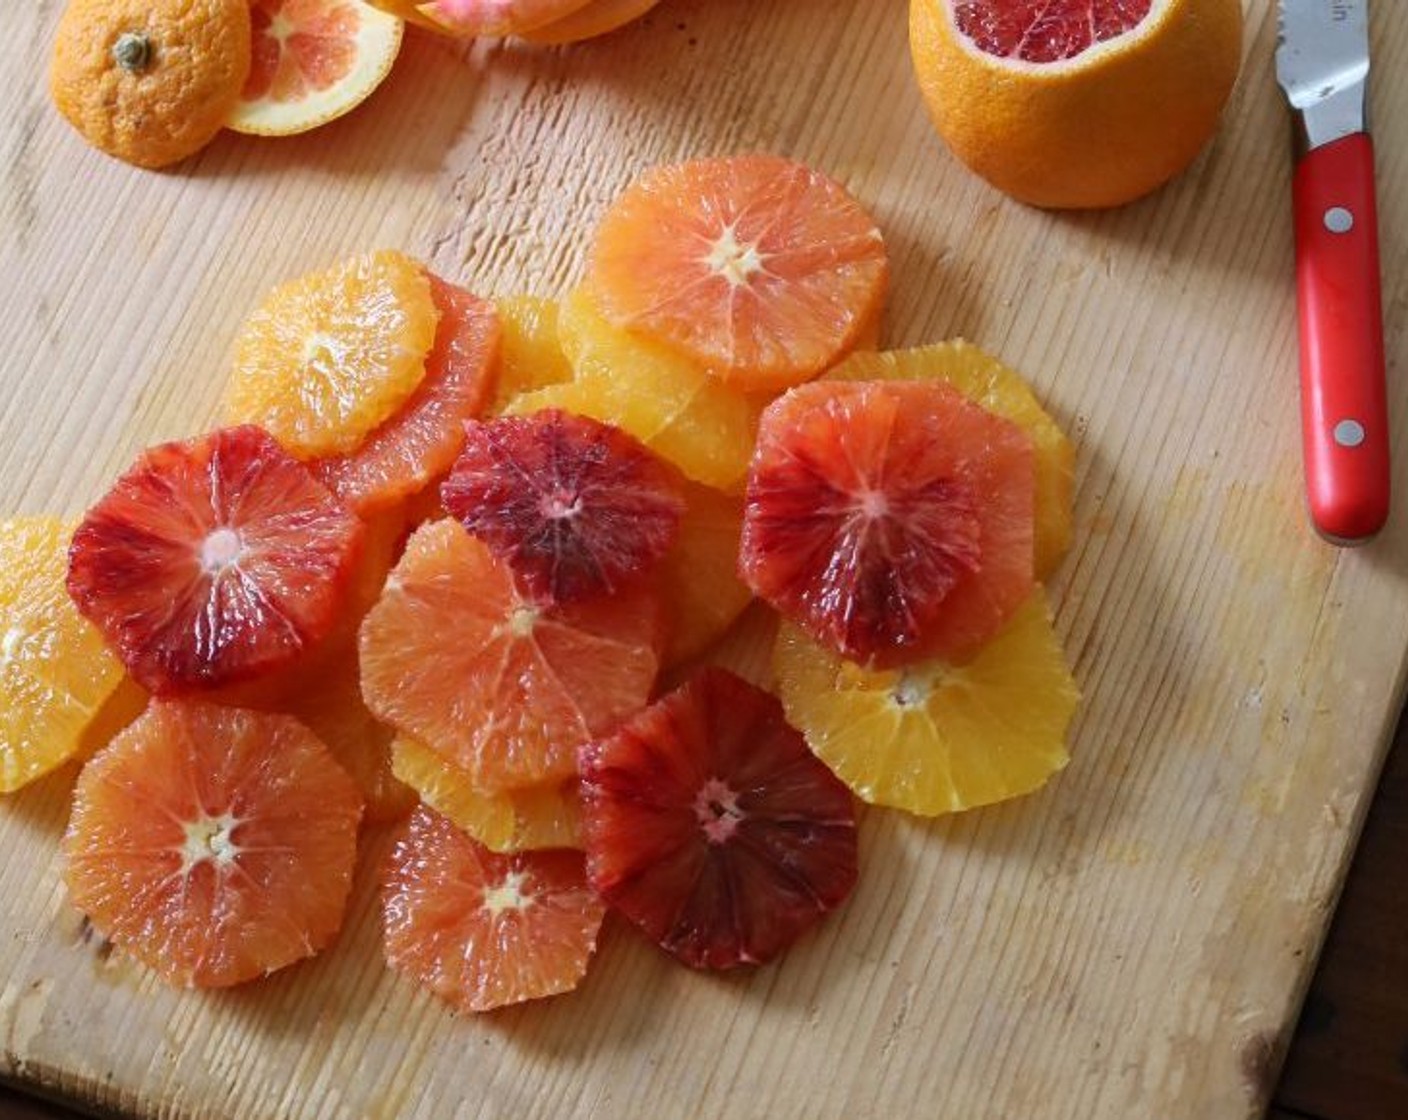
313,274,501,517
359,519,660,791
67,426,364,695
587,155,889,391
579,667,858,970
739,380,1035,666
63,700,363,988
440,410,683,604
230,0,404,137
382,805,605,1011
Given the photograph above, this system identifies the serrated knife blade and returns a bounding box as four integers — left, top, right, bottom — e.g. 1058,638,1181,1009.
1276,0,1369,149
1275,0,1388,543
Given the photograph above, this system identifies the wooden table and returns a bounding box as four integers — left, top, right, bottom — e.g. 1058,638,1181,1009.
3,2,1408,1118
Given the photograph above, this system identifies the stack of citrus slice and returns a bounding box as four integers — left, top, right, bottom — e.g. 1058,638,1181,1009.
3,152,1082,1012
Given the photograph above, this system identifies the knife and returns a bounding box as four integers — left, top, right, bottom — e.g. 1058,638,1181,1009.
1275,0,1388,544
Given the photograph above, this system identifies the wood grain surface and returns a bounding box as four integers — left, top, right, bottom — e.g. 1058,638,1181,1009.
3,2,1408,1118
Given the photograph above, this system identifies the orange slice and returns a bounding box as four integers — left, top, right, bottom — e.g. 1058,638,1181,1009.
829,342,1075,578
660,479,752,668
312,274,500,516
224,251,438,459
520,0,661,44
287,649,414,823
588,155,890,391
390,735,580,851
359,519,660,791
774,590,1078,816
507,286,765,492
908,0,1242,209
63,700,363,988
491,295,573,413
382,805,605,1012
229,0,404,137
1,517,124,792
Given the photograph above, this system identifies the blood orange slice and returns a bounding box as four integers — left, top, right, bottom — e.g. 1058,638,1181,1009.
440,410,683,604
587,155,889,391
63,700,363,988
67,426,364,695
312,274,501,516
828,342,1075,578
739,380,1035,666
382,805,605,1011
229,0,404,137
359,519,659,791
580,668,857,969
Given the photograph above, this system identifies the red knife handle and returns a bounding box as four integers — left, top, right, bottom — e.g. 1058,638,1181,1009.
1293,132,1389,543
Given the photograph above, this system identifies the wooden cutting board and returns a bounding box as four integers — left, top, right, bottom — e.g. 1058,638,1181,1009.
3,2,1407,1117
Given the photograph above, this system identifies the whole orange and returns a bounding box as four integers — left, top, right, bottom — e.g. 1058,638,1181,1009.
908,0,1243,210
49,0,252,169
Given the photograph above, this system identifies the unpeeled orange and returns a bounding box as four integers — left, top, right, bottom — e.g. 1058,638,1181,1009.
908,0,1242,209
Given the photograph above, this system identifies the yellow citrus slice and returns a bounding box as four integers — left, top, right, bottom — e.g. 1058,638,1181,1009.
506,286,764,492
224,250,438,459
774,589,1078,817
491,295,573,413
390,735,581,852
1,517,124,792
829,341,1075,578
228,0,404,138
908,0,1242,209
520,0,661,44
660,479,752,668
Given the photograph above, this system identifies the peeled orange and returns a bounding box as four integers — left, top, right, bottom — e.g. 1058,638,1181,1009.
908,0,1242,209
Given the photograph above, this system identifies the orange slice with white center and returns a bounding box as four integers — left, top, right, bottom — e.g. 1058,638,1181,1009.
229,0,403,138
